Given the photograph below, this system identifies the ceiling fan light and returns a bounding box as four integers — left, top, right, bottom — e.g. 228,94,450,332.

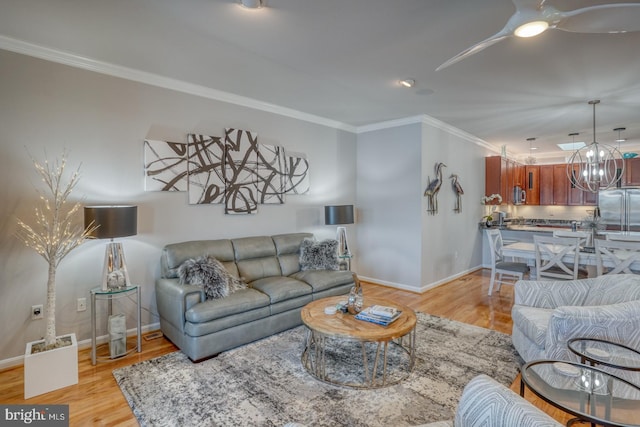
239,0,263,9
514,21,549,38
399,79,415,88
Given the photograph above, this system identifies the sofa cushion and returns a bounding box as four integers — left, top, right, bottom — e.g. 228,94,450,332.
185,288,270,323
511,305,554,347
178,255,247,300
299,238,339,271
232,236,283,282
583,274,640,306
162,239,236,279
185,306,272,337
232,236,277,260
250,276,312,303
273,233,313,276
291,269,354,293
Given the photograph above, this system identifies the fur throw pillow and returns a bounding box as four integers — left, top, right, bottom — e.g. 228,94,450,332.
299,238,339,271
178,255,247,300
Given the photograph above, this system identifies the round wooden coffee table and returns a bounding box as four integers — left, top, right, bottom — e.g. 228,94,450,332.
300,295,417,389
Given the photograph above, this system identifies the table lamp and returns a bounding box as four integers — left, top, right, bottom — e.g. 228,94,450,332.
324,205,354,257
84,205,137,291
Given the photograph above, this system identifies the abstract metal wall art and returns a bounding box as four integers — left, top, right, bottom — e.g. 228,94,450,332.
258,144,287,204
143,140,189,191
187,134,225,205
285,152,310,195
143,127,310,214
224,128,259,214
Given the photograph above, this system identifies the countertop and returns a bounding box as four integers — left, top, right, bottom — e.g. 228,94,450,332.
504,225,572,233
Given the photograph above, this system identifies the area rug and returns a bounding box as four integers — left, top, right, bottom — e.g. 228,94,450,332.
113,313,521,427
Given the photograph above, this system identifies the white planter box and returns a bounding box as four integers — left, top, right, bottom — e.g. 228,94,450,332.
24,333,78,399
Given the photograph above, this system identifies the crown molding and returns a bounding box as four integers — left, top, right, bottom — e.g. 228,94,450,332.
0,35,491,147
356,114,492,150
0,35,356,132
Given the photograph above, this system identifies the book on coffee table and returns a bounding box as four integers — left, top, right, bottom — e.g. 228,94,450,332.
368,305,399,319
355,306,402,326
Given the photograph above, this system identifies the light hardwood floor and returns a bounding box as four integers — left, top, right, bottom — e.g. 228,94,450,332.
0,269,574,425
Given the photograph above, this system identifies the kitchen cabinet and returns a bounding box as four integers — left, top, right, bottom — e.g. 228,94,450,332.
624,158,640,186
539,165,554,205
568,163,598,206
539,164,568,205
485,157,597,206
525,165,540,205
485,156,508,204
485,156,525,205
553,164,568,205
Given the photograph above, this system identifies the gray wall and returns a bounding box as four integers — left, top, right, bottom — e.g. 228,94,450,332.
356,123,424,289
0,50,356,362
0,47,493,365
356,119,488,291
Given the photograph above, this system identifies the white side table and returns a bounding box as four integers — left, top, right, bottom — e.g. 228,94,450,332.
90,285,141,365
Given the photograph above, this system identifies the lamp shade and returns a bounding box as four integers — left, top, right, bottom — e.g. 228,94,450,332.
84,206,138,239
324,205,354,225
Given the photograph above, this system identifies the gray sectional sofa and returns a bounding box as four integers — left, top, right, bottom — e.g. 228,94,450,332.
155,232,355,361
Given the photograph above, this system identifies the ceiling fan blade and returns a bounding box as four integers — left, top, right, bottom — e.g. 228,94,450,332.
555,3,640,33
436,30,510,71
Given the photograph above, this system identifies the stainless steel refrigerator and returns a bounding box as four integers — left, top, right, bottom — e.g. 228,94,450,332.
598,188,640,232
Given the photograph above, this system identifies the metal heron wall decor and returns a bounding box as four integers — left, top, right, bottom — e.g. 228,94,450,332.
450,173,464,213
424,162,446,214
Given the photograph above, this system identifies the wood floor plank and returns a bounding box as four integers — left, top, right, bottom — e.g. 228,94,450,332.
0,269,574,425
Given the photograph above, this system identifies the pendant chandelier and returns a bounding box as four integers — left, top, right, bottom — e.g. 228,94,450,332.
566,100,624,193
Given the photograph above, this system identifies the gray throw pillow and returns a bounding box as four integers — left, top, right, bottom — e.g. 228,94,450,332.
178,255,247,300
299,238,339,271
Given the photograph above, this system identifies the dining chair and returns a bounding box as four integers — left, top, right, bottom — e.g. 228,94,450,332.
552,230,589,246
533,235,584,280
486,229,529,296
595,239,640,276
606,233,640,242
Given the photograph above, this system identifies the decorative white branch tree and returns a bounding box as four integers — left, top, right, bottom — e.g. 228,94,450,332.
16,152,97,350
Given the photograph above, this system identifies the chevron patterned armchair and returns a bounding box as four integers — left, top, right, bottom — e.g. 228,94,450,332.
417,375,562,427
512,274,640,387
286,375,561,427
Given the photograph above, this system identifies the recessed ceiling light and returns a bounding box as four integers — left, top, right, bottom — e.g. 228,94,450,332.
399,79,415,88
239,0,264,9
514,21,549,37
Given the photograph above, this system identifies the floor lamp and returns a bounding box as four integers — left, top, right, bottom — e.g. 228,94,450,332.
84,205,138,291
324,205,354,257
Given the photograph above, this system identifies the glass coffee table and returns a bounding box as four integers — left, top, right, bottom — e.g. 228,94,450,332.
300,295,417,389
568,338,640,372
520,360,640,426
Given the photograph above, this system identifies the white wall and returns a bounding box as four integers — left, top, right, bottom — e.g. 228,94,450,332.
420,123,488,289
355,119,489,292
0,50,357,362
356,123,423,289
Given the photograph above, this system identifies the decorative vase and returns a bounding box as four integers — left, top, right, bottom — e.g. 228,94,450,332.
347,276,364,315
24,333,78,399
485,220,492,228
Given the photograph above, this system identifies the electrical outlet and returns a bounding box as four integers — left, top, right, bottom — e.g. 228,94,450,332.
31,304,43,320
77,297,87,312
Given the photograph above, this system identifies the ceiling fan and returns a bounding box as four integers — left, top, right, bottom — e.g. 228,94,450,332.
436,0,640,71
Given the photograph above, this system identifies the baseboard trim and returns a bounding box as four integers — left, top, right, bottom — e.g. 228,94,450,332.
0,322,161,371
359,266,483,294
